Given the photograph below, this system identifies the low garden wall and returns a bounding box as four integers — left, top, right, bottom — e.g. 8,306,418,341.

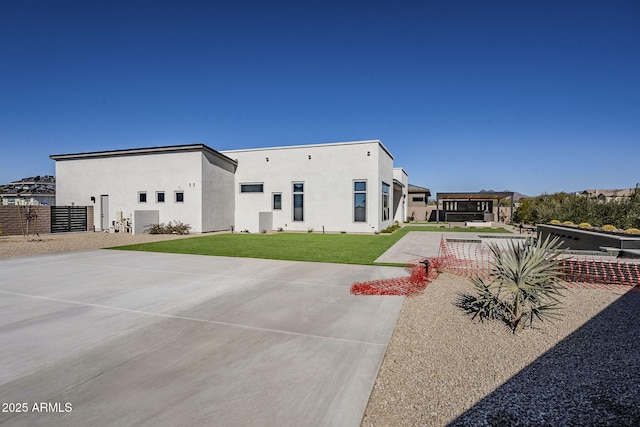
537,224,640,251
0,205,51,235
0,205,94,236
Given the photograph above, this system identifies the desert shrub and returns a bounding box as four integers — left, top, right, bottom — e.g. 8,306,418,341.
380,224,401,233
562,221,575,226
146,221,191,235
578,222,592,228
514,185,640,229
457,236,566,333
602,224,617,231
145,223,166,234
626,228,640,234
550,219,561,224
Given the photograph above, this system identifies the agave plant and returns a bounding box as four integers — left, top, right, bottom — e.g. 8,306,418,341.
458,236,566,333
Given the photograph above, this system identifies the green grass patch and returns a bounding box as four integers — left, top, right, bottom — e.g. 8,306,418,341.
112,226,510,265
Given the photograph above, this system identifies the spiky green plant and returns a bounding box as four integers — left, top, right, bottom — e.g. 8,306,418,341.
458,236,566,333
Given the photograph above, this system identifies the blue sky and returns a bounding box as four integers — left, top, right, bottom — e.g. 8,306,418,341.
1,0,638,196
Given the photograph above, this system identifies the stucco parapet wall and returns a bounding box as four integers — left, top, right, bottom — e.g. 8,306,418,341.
50,144,237,167
221,139,393,159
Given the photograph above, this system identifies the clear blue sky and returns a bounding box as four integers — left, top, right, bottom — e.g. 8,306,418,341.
1,0,638,196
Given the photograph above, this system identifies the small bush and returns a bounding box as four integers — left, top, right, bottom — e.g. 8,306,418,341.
340,231,346,234
626,228,640,234
602,224,617,231
380,224,401,233
562,221,575,226
261,229,267,234
146,221,191,235
550,219,561,224
578,222,592,229
277,227,284,232
307,228,313,233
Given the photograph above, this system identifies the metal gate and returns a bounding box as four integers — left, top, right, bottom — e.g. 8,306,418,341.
51,206,88,233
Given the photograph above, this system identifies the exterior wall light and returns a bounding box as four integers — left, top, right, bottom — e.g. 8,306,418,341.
266,157,269,162
308,155,311,159
367,151,370,156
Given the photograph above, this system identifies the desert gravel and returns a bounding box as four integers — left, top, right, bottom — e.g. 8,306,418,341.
362,273,640,426
0,231,196,259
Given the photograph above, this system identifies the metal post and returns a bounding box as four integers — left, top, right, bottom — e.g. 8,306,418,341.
420,259,430,276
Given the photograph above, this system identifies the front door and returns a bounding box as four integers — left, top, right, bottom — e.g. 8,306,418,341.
100,195,109,231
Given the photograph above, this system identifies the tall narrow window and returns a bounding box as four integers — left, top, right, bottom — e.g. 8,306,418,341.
354,181,366,222
382,183,390,221
273,193,282,210
293,182,304,221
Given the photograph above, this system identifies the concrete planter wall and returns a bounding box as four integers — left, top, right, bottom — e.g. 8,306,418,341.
537,224,640,251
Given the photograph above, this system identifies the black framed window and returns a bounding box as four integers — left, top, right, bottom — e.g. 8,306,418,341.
293,183,304,221
273,193,282,210
240,183,264,193
354,181,366,222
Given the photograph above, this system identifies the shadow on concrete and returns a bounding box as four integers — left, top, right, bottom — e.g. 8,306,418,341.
450,289,640,426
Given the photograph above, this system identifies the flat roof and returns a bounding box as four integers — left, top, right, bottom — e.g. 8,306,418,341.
221,140,394,159
437,191,514,200
408,184,431,195
50,143,238,165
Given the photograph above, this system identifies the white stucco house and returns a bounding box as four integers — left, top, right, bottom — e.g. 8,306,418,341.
50,140,408,234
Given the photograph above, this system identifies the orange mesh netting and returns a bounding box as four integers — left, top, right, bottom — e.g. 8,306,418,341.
351,236,640,296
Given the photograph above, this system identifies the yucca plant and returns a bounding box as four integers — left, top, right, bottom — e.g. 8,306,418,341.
458,236,566,333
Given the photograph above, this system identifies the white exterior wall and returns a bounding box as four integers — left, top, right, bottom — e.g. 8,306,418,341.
222,141,395,233
55,151,208,233
377,144,395,231
201,151,236,232
393,168,409,223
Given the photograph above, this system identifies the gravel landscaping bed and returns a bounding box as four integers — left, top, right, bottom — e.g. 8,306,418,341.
362,273,640,426
0,231,196,259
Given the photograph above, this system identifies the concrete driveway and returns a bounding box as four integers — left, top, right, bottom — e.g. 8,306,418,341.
0,250,406,426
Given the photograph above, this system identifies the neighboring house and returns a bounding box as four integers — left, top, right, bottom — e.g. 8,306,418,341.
407,184,431,221
582,188,635,201
0,175,56,206
50,140,409,234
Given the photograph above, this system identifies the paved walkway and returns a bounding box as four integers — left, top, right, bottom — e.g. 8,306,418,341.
0,250,406,426
375,228,528,264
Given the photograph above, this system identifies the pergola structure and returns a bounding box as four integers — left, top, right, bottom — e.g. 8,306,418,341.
436,191,515,223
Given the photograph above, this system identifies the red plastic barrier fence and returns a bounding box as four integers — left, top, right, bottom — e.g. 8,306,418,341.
351,236,640,296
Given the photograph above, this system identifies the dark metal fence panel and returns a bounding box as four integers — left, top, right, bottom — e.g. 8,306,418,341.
51,206,88,233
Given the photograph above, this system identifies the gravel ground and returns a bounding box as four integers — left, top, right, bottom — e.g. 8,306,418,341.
362,273,640,426
0,231,197,259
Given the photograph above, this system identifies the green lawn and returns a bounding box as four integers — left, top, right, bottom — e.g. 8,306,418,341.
112,226,509,265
